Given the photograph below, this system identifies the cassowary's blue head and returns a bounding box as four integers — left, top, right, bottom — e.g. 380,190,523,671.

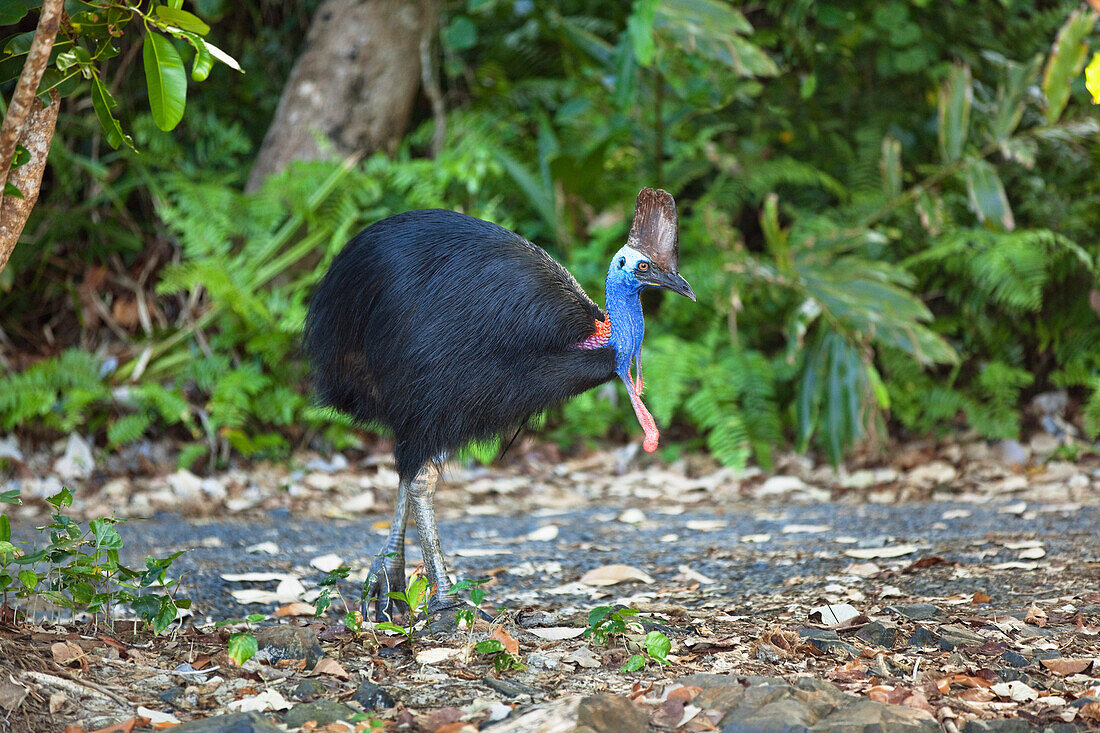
604,188,695,453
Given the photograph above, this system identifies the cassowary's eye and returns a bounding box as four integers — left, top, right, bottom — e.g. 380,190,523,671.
638,261,649,272
619,257,626,268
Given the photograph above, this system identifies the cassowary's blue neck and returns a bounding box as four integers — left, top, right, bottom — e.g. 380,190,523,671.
604,265,645,380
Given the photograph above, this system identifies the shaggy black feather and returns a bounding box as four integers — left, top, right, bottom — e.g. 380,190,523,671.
304,209,617,481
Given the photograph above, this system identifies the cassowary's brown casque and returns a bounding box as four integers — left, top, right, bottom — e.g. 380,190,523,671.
626,188,679,273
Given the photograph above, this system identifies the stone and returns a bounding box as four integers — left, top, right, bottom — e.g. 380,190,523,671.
172,713,283,732
352,679,394,709
723,697,816,732
282,699,357,729
54,433,94,480
167,470,203,499
798,628,858,657
962,719,1034,733
575,694,649,733
482,676,542,699
888,603,940,621
0,435,22,463
290,679,326,702
1001,650,1030,668
907,627,939,649
854,621,900,649
159,686,185,705
937,623,985,650
815,696,937,731
254,625,324,668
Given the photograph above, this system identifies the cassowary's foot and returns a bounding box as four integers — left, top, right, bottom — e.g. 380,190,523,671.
361,551,407,623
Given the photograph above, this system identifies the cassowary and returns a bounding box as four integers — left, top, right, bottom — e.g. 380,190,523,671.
304,188,695,625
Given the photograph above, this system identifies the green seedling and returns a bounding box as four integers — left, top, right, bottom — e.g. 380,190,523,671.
373,574,430,639
1,488,189,635
215,612,268,665
474,638,527,673
447,577,490,627
584,605,673,673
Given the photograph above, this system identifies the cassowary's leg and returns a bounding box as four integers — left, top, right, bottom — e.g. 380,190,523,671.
362,479,409,622
406,460,463,624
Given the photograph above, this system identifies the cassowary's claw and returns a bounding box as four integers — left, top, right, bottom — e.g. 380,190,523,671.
362,551,407,623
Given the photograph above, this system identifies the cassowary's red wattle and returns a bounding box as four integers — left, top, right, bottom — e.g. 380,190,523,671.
303,188,694,626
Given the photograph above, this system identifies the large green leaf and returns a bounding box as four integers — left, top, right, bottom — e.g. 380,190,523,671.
990,55,1042,141
90,74,135,151
143,31,187,131
653,0,777,77
937,64,971,162
0,0,31,25
962,157,1014,232
1042,9,1096,123
154,5,211,35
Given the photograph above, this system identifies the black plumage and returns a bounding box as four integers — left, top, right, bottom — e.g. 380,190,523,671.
304,210,616,482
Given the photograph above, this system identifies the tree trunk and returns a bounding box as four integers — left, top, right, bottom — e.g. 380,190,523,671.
0,0,63,275
246,0,440,192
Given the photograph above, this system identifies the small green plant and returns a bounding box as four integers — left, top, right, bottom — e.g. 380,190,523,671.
373,574,431,640
1,487,189,634
584,605,642,645
447,577,490,627
621,630,673,673
584,605,673,673
215,612,267,665
473,638,526,673
346,713,386,730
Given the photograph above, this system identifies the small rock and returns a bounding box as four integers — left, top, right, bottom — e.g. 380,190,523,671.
416,647,458,665
172,712,283,732
254,626,324,668
995,440,1030,469
290,679,325,702
756,475,808,496
888,603,940,621
798,628,858,657
937,623,985,650
200,477,227,501
906,461,957,487
309,553,343,573
341,492,375,512
54,433,94,480
577,694,649,733
166,470,203,499
527,652,561,670
482,676,542,699
1001,650,1030,668
0,435,23,463
907,627,940,649
1029,433,1060,457
963,718,1034,732
352,680,394,710
305,454,348,473
283,699,356,729
855,620,900,649
159,686,185,705
617,508,646,524
813,697,937,732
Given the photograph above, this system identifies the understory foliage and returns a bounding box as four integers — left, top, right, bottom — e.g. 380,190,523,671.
2,0,1100,468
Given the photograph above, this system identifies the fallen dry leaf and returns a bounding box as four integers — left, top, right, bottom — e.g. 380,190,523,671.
51,641,86,669
313,657,350,679
843,544,919,560
434,723,477,733
490,626,519,656
650,698,686,729
666,686,702,704
527,627,585,640
579,563,655,586
416,647,458,665
1040,658,1093,676
991,680,1039,702
275,601,317,617
1025,603,1048,627
971,591,992,604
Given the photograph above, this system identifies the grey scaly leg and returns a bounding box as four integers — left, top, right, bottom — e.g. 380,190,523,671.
362,478,409,622
406,460,464,628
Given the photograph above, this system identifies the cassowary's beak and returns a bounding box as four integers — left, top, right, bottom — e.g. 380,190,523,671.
639,268,696,302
